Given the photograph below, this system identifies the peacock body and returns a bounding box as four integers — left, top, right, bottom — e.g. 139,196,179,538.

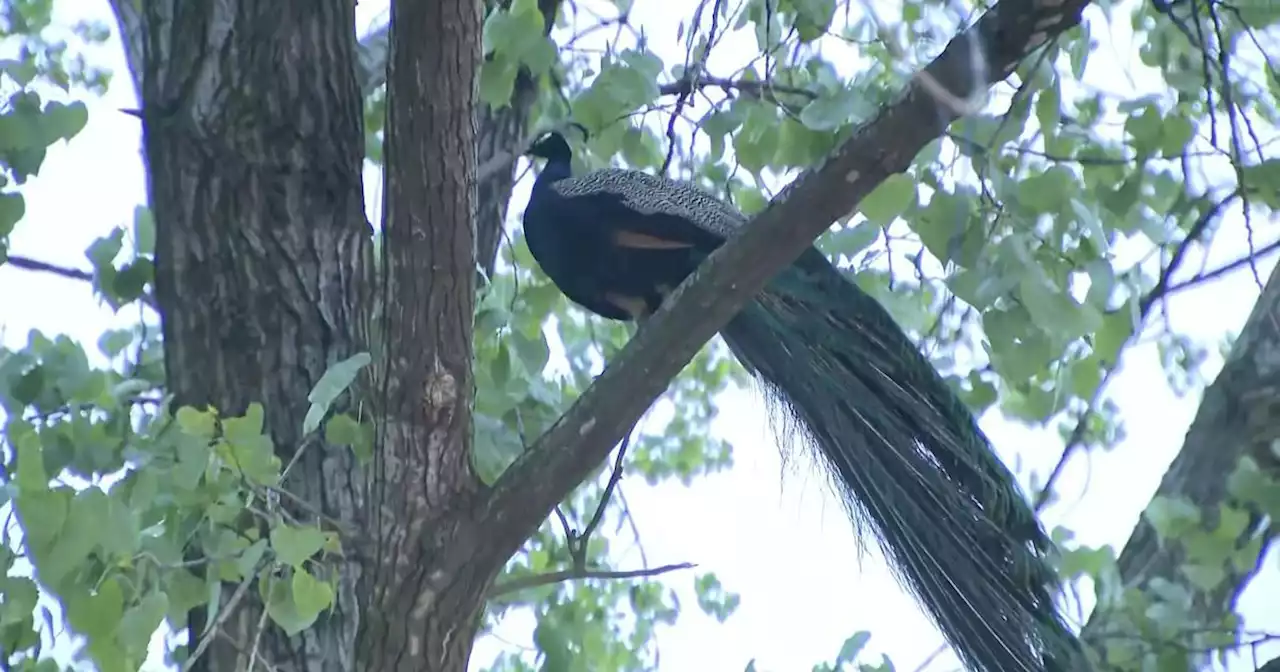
522,130,1089,672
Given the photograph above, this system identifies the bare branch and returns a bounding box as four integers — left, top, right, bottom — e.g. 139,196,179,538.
1165,237,1280,298
657,74,819,101
183,565,260,672
489,562,697,598
571,429,634,567
1035,188,1242,510
3,254,95,282
661,0,727,174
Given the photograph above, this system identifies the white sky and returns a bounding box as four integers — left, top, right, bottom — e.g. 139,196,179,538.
1,1,1277,670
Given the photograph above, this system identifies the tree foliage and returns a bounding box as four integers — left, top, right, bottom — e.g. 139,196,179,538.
0,0,1277,670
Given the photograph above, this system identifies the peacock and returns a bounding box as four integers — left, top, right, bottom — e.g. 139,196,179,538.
520,128,1088,672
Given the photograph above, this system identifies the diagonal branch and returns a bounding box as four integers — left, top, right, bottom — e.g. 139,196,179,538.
468,0,1094,566
1081,259,1280,668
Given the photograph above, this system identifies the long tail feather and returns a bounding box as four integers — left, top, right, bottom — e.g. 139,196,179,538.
721,249,1086,672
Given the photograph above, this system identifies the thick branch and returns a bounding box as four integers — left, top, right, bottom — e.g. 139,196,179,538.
1081,260,1280,666
469,0,1093,566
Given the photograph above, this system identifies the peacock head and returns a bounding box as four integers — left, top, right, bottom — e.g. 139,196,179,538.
526,123,590,163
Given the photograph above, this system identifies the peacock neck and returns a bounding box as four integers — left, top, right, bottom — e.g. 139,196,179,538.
534,156,573,190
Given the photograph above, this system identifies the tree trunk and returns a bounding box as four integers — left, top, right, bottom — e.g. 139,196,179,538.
1082,261,1280,668
109,0,558,668
356,0,486,667
351,0,562,276
117,0,481,668
135,3,371,669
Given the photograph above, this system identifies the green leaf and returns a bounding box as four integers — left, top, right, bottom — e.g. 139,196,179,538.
171,433,211,491
1159,113,1195,157
326,413,373,464
109,258,152,305
1069,355,1104,399
478,56,520,110
14,488,69,555
176,405,217,440
14,429,47,492
1180,563,1225,592
1124,105,1162,155
66,576,124,640
693,573,741,623
223,429,280,486
235,539,269,581
798,86,861,131
952,114,1023,151
984,306,1054,383
822,220,880,259
98,492,141,560
1242,158,1280,209
290,567,334,625
303,352,372,434
41,101,89,141
38,488,107,589
1019,166,1076,213
836,631,871,663
483,0,548,61
1145,495,1201,541
793,0,836,41
85,227,124,271
117,591,168,652
1036,81,1061,131
0,192,25,236
163,571,206,628
913,190,980,266
1018,272,1103,342
859,173,916,224
1094,308,1137,366
324,412,360,446
1227,457,1280,518
270,524,328,568
731,101,781,173
220,404,281,485
509,328,550,374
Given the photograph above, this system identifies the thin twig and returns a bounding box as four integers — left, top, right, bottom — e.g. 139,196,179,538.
489,561,696,598
267,484,355,537
1033,188,1242,511
657,74,818,102
575,429,634,565
183,565,260,671
4,254,94,282
1164,238,1280,297
661,0,726,174
247,595,271,672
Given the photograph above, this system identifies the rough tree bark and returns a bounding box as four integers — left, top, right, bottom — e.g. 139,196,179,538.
354,0,561,276
129,2,373,668
1082,261,1280,668
356,0,488,665
110,0,556,668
